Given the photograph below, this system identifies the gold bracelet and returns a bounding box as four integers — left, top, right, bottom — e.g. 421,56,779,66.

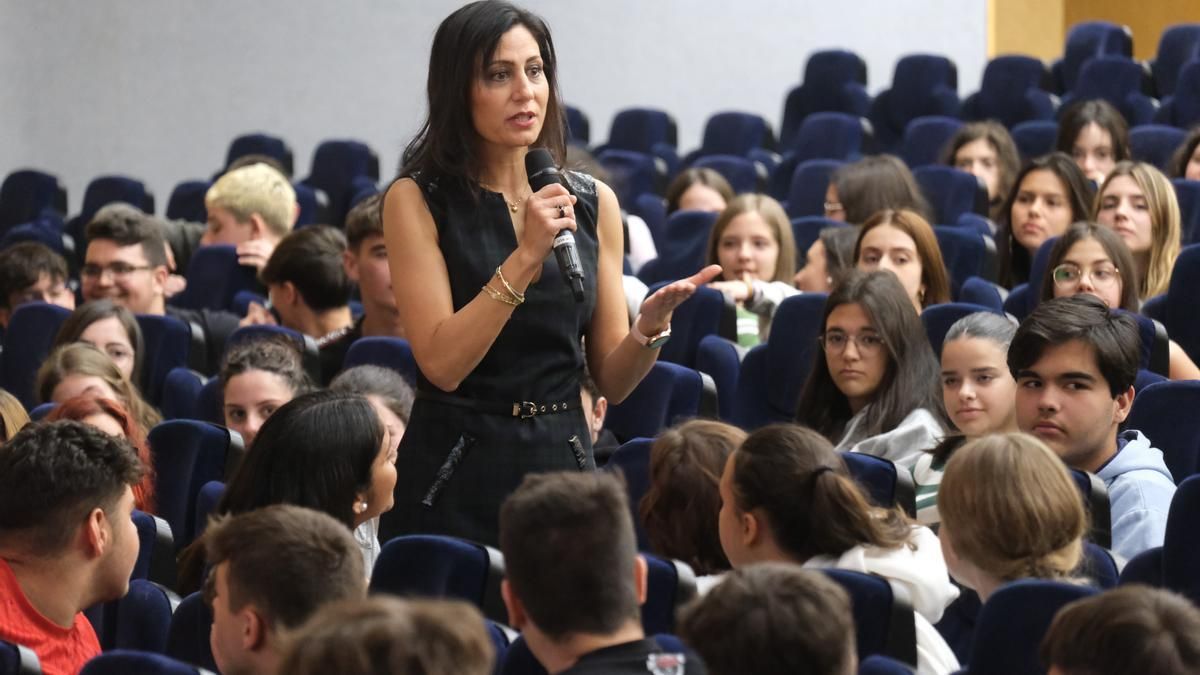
482,283,521,307
495,265,525,303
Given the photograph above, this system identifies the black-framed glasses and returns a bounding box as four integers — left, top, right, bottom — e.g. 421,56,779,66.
81,262,154,280
1051,263,1119,288
818,331,885,355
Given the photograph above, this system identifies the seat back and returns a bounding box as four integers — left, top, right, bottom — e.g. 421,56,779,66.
605,361,715,442
958,276,1006,312
914,166,988,225
81,651,211,675
168,245,261,313
1069,468,1113,549
933,226,990,291
67,176,155,257
165,593,217,672
1130,125,1187,171
791,217,848,261
695,111,774,159
858,655,916,675
1127,380,1200,483
780,50,870,147
0,169,66,230
920,302,1001,358
601,438,653,550
301,139,379,227
369,535,507,623
595,149,663,207
193,481,226,540
1152,24,1200,97
112,580,179,653
642,554,697,636
730,293,827,428
0,302,72,409
653,284,734,370
0,639,42,675
565,105,590,145
148,421,244,549
1077,541,1120,589
967,579,1098,675
823,569,918,668
785,159,844,218
1163,475,1200,604
136,314,194,406
132,510,176,588
695,335,744,421
871,54,959,148
1119,546,1164,587
224,133,293,176
1011,120,1059,160
967,55,1053,128
1173,180,1200,245
1059,21,1134,91
692,155,762,194
841,452,916,517
1164,60,1200,129
607,108,676,155
900,116,963,168
635,210,718,285
342,337,418,385
1064,56,1157,125
1165,244,1200,362
160,368,205,421
788,112,870,162
165,180,210,223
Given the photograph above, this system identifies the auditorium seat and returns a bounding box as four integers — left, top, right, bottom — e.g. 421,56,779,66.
1156,60,1200,130
933,227,995,291
299,139,380,228
914,166,989,226
920,302,1001,358
167,245,262,314
132,510,177,589
823,569,918,668
684,111,776,166
595,149,665,207
1164,244,1200,363
0,169,67,232
1127,380,1200,484
369,535,507,624
605,361,716,442
779,49,871,149
1119,546,1164,588
0,216,74,262
1130,125,1187,171
782,159,843,217
222,132,294,177
785,111,873,163
900,116,962,169
1011,120,1059,161
691,154,764,194
642,554,697,636
159,368,206,421
1078,542,1120,589
291,181,321,228
348,175,379,210
1070,468,1113,550
1157,476,1200,604
1003,236,1058,321
342,336,418,385
0,638,41,675
593,107,680,178
0,302,72,409
960,55,1056,128
81,651,208,675
64,175,156,266
565,105,590,146
867,54,960,152
136,313,197,406
635,210,718,286
165,593,217,672
652,284,735,370
841,452,916,518
602,437,653,550
957,276,1006,312
631,193,668,250
1151,24,1200,98
1050,21,1133,94
1059,56,1158,127
193,481,225,541
27,403,54,421
965,580,1098,675
148,420,245,550
791,216,848,263
858,655,915,675
165,180,210,224
694,335,744,421
1172,180,1200,244
111,580,179,653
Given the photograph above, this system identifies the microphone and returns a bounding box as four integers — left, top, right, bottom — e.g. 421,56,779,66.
525,148,585,302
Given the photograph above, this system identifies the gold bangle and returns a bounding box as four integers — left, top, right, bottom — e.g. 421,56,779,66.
482,283,521,307
495,265,525,303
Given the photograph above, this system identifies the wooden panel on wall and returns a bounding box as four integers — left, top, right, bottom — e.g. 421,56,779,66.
990,0,1065,61
1063,0,1200,59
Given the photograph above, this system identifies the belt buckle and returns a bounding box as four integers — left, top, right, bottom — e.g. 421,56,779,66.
514,401,538,419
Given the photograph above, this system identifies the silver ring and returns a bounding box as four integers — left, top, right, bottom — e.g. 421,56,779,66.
557,204,566,219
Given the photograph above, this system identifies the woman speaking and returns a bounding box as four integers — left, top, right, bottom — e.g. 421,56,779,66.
381,1,718,545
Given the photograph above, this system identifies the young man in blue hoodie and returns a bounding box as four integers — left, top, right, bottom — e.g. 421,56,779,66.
1009,294,1176,561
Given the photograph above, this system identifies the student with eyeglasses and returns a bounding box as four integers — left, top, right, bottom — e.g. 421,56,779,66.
795,270,949,469
1039,222,1200,380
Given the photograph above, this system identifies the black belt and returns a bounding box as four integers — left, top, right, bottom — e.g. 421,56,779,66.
418,390,579,419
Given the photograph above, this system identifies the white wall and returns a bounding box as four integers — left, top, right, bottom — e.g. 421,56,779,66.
0,1,988,214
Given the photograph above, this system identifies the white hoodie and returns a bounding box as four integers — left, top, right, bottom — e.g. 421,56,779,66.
804,525,961,675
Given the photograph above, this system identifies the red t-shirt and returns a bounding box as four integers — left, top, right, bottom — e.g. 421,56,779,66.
0,559,100,675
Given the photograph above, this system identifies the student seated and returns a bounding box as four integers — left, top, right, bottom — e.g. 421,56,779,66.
1167,125,1200,181
53,299,143,384
81,205,240,374
1038,222,1200,379
0,421,143,675
665,168,734,215
46,396,157,514
0,389,29,442
204,162,297,272
795,226,858,294
995,153,1093,288
795,270,948,468
0,242,74,328
499,471,703,674
718,424,959,674
825,155,932,225
914,312,1019,526
854,208,951,312
205,505,366,675
938,433,1087,602
343,193,405,340
1093,161,1181,301
704,194,798,346
1055,99,1130,186
1041,586,1200,675
941,121,1021,222
278,596,495,675
1010,294,1177,560
258,226,356,385
220,336,313,448
640,420,745,585
36,343,161,435
678,563,856,675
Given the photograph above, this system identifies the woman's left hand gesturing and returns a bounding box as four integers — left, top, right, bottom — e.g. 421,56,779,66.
636,264,723,334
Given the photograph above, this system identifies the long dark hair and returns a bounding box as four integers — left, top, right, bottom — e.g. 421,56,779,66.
995,152,1094,288
795,270,946,441
1038,221,1140,312
1055,99,1131,165
53,299,145,388
400,1,566,185
831,155,931,225
730,424,912,561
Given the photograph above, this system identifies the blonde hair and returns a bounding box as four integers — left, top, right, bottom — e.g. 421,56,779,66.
205,162,297,238
1094,161,1181,299
704,194,797,283
35,343,162,434
0,389,29,442
939,433,1085,582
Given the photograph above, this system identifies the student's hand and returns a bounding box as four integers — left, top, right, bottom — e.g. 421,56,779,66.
708,272,755,303
239,301,277,328
237,240,276,271
638,265,723,333
164,274,187,298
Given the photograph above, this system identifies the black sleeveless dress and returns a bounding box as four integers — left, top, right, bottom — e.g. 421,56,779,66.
378,171,600,546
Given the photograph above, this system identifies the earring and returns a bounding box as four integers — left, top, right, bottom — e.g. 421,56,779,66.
356,501,368,514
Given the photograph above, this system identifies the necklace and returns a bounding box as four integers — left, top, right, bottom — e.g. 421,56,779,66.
481,183,527,213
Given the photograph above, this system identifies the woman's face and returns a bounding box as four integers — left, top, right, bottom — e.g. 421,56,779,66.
954,138,1001,201
794,239,831,293
823,302,889,413
717,211,780,283
677,184,727,213
857,224,925,311
1071,122,1116,185
82,412,127,439
79,317,136,380
360,397,401,524
223,369,296,449
470,25,549,156
941,336,1018,438
1186,143,1200,181
1011,169,1073,254
1051,237,1124,310
52,374,119,405
1096,175,1153,255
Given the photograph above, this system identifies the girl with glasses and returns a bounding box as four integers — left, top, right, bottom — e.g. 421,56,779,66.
795,270,948,468
1039,222,1200,380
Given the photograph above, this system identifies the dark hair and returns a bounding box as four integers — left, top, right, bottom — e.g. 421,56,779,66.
329,365,416,425
278,597,495,675
832,155,931,224
260,226,353,311
1167,125,1200,179
401,1,566,185
1041,586,1200,675
639,420,745,576
53,299,146,387
996,152,1094,287
499,471,639,640
820,226,859,285
345,193,384,251
855,208,951,307
0,420,143,556
1008,294,1139,397
84,203,169,268
220,335,313,398
1055,99,1132,166
678,563,856,675
217,390,384,528
0,242,68,310
1038,222,1139,311
795,271,947,439
46,395,156,514
204,505,365,632
941,121,1021,218
665,168,735,214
